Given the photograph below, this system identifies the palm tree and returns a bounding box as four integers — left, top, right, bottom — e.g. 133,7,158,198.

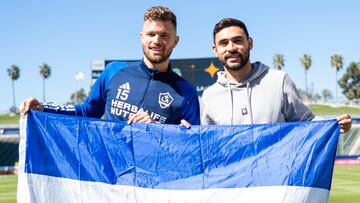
300,54,312,100
273,54,285,70
331,54,343,103
7,64,20,113
321,89,332,103
40,63,51,102
69,88,87,105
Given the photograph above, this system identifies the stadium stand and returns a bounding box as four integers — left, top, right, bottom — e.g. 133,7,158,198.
0,126,19,174
337,125,360,155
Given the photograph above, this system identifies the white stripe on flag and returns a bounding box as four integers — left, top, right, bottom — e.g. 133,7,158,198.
18,173,329,203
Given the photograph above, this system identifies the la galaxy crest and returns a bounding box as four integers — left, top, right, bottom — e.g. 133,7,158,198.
158,92,173,108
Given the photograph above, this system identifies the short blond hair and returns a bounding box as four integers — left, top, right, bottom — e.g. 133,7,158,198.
144,6,177,30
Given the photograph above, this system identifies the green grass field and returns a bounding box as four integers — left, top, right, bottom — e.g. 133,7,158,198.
0,165,359,202
0,114,19,125
329,165,360,203
0,175,17,203
309,104,360,117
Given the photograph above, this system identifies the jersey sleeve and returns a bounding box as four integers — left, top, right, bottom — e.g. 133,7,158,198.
42,102,77,116
75,62,130,117
43,69,109,117
73,71,107,118
43,61,128,118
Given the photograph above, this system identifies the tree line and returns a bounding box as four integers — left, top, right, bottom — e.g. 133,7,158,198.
273,53,359,103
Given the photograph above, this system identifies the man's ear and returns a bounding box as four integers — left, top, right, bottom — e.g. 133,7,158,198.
173,35,180,48
212,44,219,57
248,37,253,50
140,32,144,42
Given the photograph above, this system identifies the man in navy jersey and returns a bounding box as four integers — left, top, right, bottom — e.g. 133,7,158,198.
20,6,200,126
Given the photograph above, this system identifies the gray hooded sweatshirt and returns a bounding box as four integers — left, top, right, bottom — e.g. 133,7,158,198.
201,61,315,125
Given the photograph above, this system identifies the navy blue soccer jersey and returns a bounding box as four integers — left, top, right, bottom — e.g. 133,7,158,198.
43,60,200,125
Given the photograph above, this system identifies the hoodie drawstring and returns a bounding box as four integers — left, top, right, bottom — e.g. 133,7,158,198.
246,82,254,124
228,81,234,125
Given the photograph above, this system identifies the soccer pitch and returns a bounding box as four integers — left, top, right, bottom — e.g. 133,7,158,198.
329,165,360,203
0,165,359,203
0,175,16,203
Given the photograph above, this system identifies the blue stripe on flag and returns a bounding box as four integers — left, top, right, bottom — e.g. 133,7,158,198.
24,111,339,190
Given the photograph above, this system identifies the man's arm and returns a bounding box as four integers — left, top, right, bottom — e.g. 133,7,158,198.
282,74,352,133
19,70,108,118
19,63,119,118
282,74,315,122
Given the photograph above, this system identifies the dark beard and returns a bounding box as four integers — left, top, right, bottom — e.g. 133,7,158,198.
143,47,172,64
222,50,250,71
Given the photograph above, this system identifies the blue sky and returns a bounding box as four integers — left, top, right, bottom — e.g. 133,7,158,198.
1,0,360,113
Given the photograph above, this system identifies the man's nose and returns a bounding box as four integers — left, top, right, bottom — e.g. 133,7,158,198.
227,41,237,51
153,34,161,43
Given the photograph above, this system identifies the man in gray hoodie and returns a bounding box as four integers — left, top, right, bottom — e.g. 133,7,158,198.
201,18,352,133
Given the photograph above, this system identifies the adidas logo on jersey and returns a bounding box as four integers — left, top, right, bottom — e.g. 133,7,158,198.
118,82,130,90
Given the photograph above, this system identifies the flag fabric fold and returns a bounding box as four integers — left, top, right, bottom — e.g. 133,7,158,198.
18,111,340,203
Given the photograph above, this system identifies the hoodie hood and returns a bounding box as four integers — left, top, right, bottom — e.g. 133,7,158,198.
216,61,270,88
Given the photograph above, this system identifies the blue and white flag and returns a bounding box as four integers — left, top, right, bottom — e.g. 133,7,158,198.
18,111,340,203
